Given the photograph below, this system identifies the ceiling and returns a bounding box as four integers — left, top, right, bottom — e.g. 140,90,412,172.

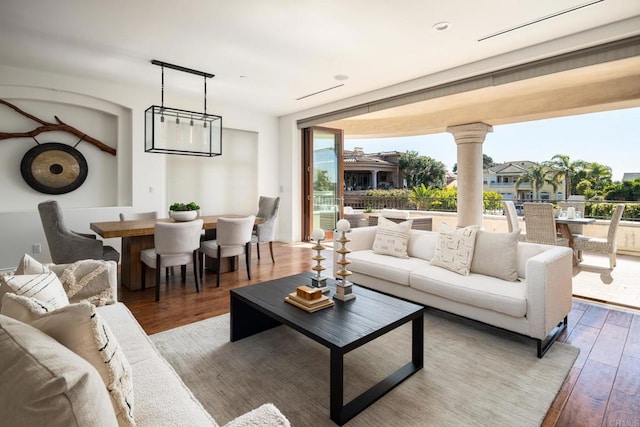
0,0,639,126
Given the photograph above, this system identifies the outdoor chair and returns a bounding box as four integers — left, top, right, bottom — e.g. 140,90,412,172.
251,196,280,263
140,219,203,302
201,215,255,287
523,203,569,246
573,203,625,269
38,200,120,264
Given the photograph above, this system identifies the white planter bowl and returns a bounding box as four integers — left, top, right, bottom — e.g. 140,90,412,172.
169,210,198,222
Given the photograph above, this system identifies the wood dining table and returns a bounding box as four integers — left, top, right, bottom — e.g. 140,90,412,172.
555,217,596,265
90,215,264,290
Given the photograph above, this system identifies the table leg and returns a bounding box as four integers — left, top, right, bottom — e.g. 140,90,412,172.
557,223,579,266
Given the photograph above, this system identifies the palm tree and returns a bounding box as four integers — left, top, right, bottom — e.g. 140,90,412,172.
515,164,557,200
584,162,613,191
545,154,585,200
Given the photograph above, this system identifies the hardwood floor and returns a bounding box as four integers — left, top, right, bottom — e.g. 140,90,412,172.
119,242,640,426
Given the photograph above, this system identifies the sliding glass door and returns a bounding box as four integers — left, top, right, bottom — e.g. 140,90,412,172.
302,126,344,241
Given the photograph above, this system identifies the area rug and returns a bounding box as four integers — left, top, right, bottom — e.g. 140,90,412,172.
150,309,579,426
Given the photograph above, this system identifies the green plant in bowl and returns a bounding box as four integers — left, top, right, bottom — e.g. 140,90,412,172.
169,202,200,211
169,202,200,221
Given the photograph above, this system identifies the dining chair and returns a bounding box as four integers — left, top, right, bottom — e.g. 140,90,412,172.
523,203,569,246
38,200,120,264
251,196,280,263
119,211,158,221
573,203,625,269
200,215,255,287
140,219,203,302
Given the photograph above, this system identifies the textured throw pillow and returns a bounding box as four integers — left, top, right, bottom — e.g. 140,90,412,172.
0,271,69,308
430,225,479,275
0,314,118,427
372,216,413,258
1,294,135,426
470,230,520,281
48,260,115,306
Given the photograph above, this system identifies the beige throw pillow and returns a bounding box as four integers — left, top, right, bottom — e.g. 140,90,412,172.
1,294,135,426
16,253,50,275
430,225,479,275
48,260,115,306
372,216,413,258
0,314,118,426
470,230,520,281
0,271,69,308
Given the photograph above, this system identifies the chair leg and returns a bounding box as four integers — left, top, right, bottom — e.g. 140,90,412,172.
199,252,205,280
245,242,252,280
256,242,261,259
141,262,146,290
192,251,200,293
610,253,616,269
269,241,275,263
155,254,161,302
181,265,186,283
216,246,222,288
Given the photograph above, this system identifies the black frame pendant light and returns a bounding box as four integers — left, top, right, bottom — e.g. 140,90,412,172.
145,60,222,157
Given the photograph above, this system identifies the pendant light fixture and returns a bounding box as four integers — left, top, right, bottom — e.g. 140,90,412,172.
145,60,222,157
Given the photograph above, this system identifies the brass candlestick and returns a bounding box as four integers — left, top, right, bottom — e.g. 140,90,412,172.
334,219,355,301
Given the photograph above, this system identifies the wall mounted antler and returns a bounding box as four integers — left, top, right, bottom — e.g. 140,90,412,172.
0,99,116,156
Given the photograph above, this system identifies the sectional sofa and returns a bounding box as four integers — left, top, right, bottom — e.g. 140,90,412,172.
334,224,574,357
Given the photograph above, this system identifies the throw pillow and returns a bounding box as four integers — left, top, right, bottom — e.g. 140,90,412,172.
430,225,479,275
470,230,520,281
1,294,135,426
48,260,115,306
16,253,50,275
0,271,69,308
0,314,118,426
372,216,413,258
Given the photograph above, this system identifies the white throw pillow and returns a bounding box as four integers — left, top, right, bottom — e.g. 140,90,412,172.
16,253,51,275
470,230,520,281
1,294,135,426
0,271,69,308
0,314,118,426
372,216,413,258
430,225,479,275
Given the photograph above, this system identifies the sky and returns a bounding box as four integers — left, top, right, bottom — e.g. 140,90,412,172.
345,107,639,182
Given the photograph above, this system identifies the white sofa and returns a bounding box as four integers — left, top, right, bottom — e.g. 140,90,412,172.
334,226,574,357
0,259,289,426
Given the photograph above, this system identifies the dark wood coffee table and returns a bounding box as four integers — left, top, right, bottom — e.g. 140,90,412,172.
230,273,424,425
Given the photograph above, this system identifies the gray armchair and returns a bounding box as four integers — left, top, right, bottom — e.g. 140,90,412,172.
251,196,280,263
38,200,120,264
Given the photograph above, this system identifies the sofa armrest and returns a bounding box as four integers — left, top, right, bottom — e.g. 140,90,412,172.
223,403,290,427
524,246,573,340
333,226,377,278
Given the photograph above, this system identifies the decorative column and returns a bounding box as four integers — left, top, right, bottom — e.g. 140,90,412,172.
371,170,378,189
447,123,493,227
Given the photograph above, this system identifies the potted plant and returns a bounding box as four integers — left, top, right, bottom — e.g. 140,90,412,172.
169,202,200,221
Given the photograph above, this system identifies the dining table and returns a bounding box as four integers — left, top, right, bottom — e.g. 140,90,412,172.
555,216,596,265
90,215,264,290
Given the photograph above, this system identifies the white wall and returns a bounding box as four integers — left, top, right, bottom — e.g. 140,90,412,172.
0,65,279,270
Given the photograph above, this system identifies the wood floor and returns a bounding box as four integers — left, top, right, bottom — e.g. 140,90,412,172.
118,242,640,427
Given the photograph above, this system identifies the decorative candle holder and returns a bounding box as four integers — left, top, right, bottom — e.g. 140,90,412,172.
311,228,329,293
334,219,355,301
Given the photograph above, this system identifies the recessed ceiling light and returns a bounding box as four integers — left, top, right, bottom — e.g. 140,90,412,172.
433,22,451,31
334,74,349,81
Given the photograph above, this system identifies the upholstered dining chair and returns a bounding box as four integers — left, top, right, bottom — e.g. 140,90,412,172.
573,203,625,269
523,203,569,246
200,215,255,287
38,200,120,264
251,196,280,263
119,211,158,221
140,219,203,302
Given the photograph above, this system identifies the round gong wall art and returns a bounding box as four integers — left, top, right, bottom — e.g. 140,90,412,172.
20,143,88,194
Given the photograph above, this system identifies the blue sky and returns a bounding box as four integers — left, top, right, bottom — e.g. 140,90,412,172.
345,107,639,182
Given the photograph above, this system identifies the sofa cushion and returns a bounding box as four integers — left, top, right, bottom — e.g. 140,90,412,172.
430,226,479,276
410,264,527,317
0,314,118,426
1,294,135,426
372,216,413,258
349,250,428,287
0,271,70,308
380,208,410,219
407,231,438,261
470,230,519,281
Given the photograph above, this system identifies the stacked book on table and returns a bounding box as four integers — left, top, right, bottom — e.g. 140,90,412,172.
285,285,334,312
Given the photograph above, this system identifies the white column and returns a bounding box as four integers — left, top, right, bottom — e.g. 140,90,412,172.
371,170,377,189
447,123,493,227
